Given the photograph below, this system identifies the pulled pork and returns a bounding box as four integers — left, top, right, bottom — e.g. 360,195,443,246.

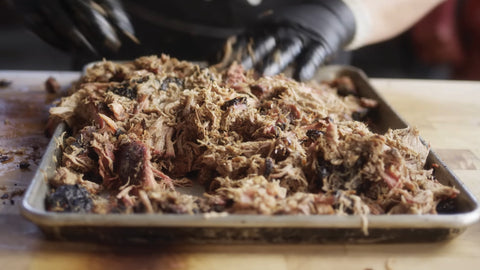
47,55,458,215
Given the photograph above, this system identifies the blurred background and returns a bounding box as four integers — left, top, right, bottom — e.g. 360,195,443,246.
0,0,478,80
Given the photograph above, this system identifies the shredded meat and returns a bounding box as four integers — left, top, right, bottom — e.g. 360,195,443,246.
47,55,459,215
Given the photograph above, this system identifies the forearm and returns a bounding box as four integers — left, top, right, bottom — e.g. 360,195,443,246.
343,0,446,49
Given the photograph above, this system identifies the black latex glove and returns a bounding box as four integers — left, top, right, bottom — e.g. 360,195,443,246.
11,0,137,55
238,0,356,81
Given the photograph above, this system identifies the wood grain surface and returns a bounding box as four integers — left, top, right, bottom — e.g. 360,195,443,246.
0,71,479,270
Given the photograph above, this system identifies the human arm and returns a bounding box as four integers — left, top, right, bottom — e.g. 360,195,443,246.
346,0,447,49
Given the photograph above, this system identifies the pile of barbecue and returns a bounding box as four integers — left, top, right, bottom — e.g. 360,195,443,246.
45,55,458,215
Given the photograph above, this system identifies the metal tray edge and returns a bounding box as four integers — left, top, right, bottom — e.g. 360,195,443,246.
20,65,480,242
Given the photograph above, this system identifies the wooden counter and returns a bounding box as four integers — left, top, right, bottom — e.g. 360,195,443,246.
0,71,479,270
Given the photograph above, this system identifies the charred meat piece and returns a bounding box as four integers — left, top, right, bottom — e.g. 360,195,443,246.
109,82,137,99
221,97,247,110
45,184,93,212
0,154,10,163
306,129,324,140
436,198,457,214
352,109,369,121
264,157,274,177
160,77,184,91
115,140,156,189
19,161,30,170
310,158,333,192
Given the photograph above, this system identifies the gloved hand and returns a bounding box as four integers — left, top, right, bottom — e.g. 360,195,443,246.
11,0,137,55
236,0,356,81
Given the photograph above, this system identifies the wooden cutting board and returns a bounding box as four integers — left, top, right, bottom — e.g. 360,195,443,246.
0,71,79,214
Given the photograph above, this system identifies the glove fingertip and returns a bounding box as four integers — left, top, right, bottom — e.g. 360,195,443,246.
124,30,140,44
72,29,98,55
240,35,276,70
261,35,303,77
294,43,329,81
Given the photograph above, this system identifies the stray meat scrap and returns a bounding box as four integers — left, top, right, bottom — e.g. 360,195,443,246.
45,76,61,94
45,184,92,213
0,79,12,88
19,160,30,170
46,55,458,215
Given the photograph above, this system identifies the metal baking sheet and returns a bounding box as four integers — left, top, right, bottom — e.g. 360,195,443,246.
21,65,480,244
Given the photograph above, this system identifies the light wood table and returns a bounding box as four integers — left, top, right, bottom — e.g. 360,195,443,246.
0,71,479,270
